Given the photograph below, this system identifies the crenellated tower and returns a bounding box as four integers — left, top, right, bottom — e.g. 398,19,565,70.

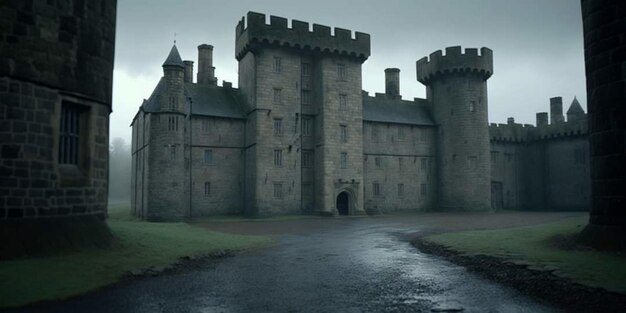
417,46,494,211
235,12,370,216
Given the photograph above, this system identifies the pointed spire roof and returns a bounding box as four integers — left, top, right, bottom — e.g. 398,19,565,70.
162,45,184,68
567,96,585,114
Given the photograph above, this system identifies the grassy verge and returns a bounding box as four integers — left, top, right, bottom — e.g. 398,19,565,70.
422,216,626,294
0,204,273,309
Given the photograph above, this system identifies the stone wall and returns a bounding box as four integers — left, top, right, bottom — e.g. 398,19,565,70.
363,122,436,212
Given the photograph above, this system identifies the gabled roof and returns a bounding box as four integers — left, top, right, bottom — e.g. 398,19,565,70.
362,95,434,126
186,83,246,119
162,45,184,68
567,97,585,114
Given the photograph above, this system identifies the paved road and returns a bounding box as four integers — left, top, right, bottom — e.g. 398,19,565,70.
16,212,582,313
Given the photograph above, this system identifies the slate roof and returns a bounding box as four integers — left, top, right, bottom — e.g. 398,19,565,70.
362,95,434,126
162,45,185,68
185,83,246,119
567,97,585,114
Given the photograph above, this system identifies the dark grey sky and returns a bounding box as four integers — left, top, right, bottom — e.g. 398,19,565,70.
111,0,585,142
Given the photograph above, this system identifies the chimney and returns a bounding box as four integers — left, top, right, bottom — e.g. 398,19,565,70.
197,44,217,85
507,117,515,124
183,60,194,83
536,112,548,127
384,68,400,99
550,97,564,124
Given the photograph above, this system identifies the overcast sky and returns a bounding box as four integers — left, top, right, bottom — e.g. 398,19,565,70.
111,0,585,143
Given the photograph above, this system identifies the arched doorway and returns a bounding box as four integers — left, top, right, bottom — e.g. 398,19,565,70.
336,192,349,215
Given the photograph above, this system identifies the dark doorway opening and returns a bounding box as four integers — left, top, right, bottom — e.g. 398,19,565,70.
336,192,349,215
491,181,503,210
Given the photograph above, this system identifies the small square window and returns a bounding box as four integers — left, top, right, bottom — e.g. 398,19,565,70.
373,182,381,197
302,90,311,105
468,156,478,169
398,184,404,198
204,149,213,165
204,182,211,196
273,57,281,73
469,101,476,112
302,117,312,136
302,62,310,76
273,149,283,167
274,118,283,136
302,150,314,168
340,152,348,169
274,183,283,199
202,119,209,132
273,88,282,104
340,125,347,142
59,103,82,165
337,64,346,81
398,157,404,171
421,158,428,171
339,94,347,111
375,157,382,168
170,145,176,160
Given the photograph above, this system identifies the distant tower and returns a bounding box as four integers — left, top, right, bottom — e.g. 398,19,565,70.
417,46,494,211
550,97,565,124
566,97,585,122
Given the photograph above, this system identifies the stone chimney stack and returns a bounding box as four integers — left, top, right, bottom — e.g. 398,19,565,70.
536,112,548,127
507,117,515,124
550,97,564,124
183,60,194,83
197,44,217,85
384,68,400,99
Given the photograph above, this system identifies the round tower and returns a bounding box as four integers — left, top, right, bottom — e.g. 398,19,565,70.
416,46,494,211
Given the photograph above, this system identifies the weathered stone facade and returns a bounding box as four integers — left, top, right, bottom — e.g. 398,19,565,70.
131,12,590,220
0,0,116,221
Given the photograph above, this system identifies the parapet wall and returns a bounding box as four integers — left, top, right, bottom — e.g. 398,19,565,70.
489,118,588,143
235,12,370,62
416,46,493,84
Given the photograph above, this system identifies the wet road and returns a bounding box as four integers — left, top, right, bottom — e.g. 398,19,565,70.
15,214,569,313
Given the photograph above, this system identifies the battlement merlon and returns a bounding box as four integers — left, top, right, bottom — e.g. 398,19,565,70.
235,12,371,62
416,46,493,85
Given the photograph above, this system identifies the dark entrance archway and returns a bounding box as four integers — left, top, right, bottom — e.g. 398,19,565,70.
336,192,350,215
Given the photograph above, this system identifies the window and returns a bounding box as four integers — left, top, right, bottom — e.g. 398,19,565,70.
371,125,379,141
340,152,347,169
398,157,404,171
301,62,310,76
339,94,347,111
421,158,428,171
373,182,381,197
398,184,404,198
302,117,312,136
273,88,282,104
273,149,283,167
398,127,405,141
274,118,283,136
491,151,499,165
340,125,347,142
337,64,346,80
274,183,283,199
169,96,177,111
59,103,81,165
168,116,178,131
469,101,476,112
302,150,314,168
170,145,176,160
202,119,209,132
420,183,427,196
204,182,211,196
204,149,213,165
273,57,281,73
302,90,311,105
468,156,478,169
375,157,382,168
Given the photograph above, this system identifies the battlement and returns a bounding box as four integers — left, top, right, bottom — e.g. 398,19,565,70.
489,118,588,143
235,12,370,62
416,46,493,84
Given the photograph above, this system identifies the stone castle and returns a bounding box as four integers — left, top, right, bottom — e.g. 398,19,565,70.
130,12,589,220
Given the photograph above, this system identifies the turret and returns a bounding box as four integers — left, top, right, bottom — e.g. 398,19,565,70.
536,112,549,127
550,97,564,124
567,96,585,122
416,46,494,211
384,68,400,99
162,45,185,112
197,44,217,85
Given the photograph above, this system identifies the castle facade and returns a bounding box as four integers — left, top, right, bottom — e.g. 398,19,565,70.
131,12,589,220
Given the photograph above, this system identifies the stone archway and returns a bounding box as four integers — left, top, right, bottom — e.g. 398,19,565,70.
336,191,350,215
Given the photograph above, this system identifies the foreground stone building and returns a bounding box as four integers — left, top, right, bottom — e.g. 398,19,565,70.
131,12,589,220
0,0,116,256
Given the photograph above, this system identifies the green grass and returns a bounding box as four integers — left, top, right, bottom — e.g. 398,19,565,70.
0,204,273,309
423,216,626,294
